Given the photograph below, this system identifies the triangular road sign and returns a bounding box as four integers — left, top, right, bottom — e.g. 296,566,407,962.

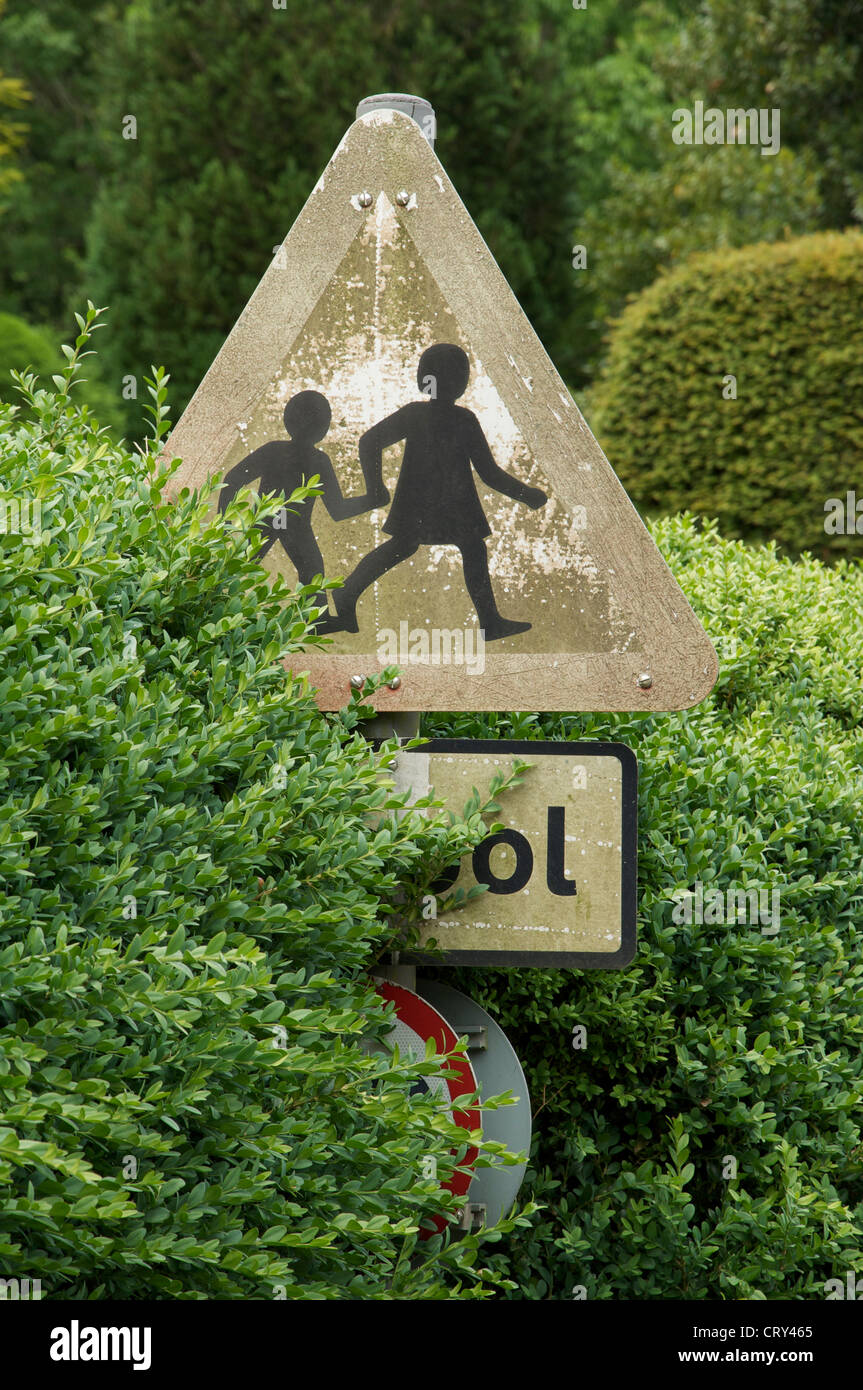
164,102,717,712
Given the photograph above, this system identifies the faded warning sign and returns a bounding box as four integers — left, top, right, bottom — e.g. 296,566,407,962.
391,739,637,968
163,107,717,713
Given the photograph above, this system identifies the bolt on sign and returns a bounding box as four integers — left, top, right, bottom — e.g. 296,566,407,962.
390,741,637,967
163,98,717,713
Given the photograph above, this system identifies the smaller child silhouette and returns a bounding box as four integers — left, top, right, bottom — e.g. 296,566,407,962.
218,390,369,623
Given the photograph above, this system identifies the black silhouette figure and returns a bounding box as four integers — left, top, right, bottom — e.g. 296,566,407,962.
218,390,370,621
320,344,547,640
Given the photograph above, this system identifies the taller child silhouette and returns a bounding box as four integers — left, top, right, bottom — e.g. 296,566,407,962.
323,344,547,640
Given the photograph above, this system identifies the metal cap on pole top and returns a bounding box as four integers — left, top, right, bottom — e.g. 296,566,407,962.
356,93,436,148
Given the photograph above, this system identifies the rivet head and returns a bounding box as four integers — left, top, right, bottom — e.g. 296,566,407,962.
637,672,653,690
387,676,401,690
350,675,365,690
357,191,373,208
387,759,399,770
396,189,411,206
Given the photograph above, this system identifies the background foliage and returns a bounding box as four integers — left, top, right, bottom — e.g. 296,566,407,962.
3,0,862,424
661,0,863,230
0,0,26,213
5,0,585,426
580,144,822,334
0,0,108,325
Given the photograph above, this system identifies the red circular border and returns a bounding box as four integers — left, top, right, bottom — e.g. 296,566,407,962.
375,980,480,1231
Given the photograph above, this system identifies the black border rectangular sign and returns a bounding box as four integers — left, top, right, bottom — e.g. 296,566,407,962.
401,739,637,968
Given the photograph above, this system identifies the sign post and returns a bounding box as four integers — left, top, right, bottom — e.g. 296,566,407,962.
162,92,717,1234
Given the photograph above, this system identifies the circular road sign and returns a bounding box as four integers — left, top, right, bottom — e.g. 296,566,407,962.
416,980,532,1228
374,979,480,1234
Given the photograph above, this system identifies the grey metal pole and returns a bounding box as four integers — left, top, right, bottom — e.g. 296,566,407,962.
363,702,420,991
353,92,438,988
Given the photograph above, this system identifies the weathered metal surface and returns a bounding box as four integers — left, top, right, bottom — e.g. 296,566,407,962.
163,107,717,712
392,740,637,968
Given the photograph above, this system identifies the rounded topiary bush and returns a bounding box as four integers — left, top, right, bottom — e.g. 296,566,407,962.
0,316,529,1300
426,515,863,1299
589,231,863,560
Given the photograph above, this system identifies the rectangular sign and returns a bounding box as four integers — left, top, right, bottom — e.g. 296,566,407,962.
393,739,637,967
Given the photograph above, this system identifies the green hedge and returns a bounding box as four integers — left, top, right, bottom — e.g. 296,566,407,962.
3,321,862,1300
0,310,125,435
589,231,863,560
0,314,530,1300
426,515,863,1298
